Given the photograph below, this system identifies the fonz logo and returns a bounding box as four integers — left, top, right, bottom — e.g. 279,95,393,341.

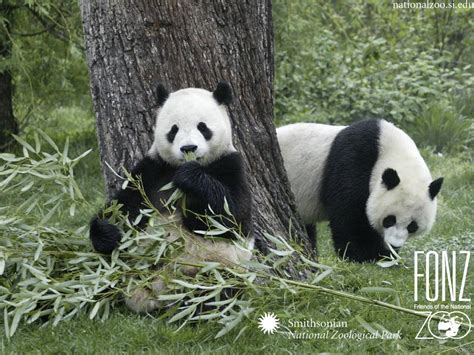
416,311,471,340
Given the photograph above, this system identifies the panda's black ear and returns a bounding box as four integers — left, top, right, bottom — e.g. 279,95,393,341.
213,81,233,106
156,83,169,107
429,177,443,200
382,168,400,190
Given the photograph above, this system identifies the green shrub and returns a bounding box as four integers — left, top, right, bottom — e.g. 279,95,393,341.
407,101,473,153
451,88,474,120
273,0,474,126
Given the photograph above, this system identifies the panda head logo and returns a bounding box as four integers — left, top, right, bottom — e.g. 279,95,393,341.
149,82,235,166
367,168,444,249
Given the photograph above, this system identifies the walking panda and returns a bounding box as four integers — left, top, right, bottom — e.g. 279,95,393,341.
277,119,443,262
90,82,253,312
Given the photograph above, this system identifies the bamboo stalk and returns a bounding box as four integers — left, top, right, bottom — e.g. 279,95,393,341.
273,276,471,328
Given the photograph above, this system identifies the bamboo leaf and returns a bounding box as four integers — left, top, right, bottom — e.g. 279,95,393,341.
355,315,378,335
168,305,196,323
223,197,231,216
10,305,27,337
12,134,35,153
33,132,41,153
0,258,5,275
34,241,43,261
4,308,10,338
62,138,70,162
200,262,220,273
37,129,59,152
312,269,333,284
171,279,198,289
69,203,76,217
215,313,243,338
268,248,294,257
159,181,175,191
71,149,92,163
20,181,34,192
233,325,248,343
358,287,396,294
89,302,101,320
121,180,129,190
190,312,221,321
0,171,18,189
377,259,399,268
0,153,21,162
194,229,228,236
157,293,188,301
39,202,60,225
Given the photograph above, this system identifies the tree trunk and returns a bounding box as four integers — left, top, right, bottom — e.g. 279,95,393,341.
80,0,313,273
0,7,18,151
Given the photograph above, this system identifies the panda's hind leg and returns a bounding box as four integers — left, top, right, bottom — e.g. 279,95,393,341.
125,278,166,314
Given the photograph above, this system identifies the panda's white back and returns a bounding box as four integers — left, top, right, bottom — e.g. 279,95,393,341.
276,123,345,224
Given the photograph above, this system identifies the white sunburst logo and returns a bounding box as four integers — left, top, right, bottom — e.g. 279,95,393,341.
258,312,280,334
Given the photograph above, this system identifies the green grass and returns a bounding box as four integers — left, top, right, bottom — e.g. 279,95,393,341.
1,108,473,354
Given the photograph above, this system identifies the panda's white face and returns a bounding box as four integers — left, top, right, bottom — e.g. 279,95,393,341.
366,121,443,250
367,168,442,249
150,88,235,166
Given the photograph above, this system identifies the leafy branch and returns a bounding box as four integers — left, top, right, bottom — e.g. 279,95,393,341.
2,132,468,341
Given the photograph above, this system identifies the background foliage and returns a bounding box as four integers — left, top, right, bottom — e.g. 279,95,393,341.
274,0,473,153
0,0,90,133
3,0,473,154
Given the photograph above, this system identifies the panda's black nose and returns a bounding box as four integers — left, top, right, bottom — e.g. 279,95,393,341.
180,145,198,153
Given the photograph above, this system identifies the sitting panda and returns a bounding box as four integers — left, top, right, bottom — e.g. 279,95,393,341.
90,82,253,312
277,119,443,263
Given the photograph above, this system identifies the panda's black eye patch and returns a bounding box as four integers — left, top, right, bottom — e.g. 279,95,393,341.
166,124,179,143
197,122,213,141
407,221,418,233
383,215,396,228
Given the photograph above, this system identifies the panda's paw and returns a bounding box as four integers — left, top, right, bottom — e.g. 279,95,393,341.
173,161,202,191
89,217,122,254
125,288,161,314
150,277,166,294
337,246,379,263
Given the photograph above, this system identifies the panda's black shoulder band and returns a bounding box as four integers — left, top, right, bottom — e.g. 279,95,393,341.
206,152,243,177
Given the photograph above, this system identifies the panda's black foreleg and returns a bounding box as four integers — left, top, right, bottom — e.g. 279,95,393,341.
173,162,235,216
305,224,317,253
330,223,391,263
172,157,249,237
90,156,166,254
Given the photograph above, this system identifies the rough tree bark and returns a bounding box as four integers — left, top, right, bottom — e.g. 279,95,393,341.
80,0,313,272
0,6,18,151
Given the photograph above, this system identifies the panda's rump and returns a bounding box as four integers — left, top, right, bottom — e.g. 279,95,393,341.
277,123,344,224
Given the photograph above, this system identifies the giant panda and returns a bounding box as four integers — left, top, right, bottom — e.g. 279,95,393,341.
90,82,253,312
277,119,443,263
